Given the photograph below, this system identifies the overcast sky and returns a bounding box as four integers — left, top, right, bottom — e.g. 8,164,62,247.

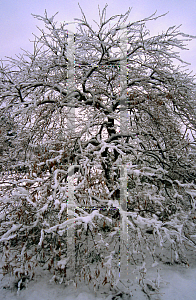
0,0,196,73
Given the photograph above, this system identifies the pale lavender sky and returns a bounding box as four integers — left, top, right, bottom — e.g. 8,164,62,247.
0,0,196,73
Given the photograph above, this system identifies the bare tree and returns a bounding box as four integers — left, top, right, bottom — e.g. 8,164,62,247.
0,5,196,296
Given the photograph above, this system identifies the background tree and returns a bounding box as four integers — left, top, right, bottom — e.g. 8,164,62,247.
0,5,196,296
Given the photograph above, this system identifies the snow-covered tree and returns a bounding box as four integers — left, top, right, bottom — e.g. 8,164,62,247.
0,5,196,295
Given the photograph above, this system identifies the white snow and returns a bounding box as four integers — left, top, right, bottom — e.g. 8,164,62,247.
1,262,196,299
159,265,196,300
0,224,22,243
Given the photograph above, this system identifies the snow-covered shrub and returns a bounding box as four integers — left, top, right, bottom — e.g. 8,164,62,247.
0,4,196,295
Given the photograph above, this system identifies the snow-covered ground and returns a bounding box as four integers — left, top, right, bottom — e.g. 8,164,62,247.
159,265,196,300
1,262,196,300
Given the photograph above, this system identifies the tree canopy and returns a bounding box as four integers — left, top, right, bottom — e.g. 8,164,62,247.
0,5,196,296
